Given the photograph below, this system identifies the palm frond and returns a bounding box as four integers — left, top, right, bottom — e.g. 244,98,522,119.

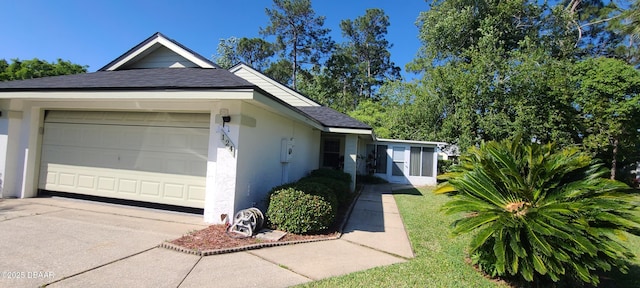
434,138,640,285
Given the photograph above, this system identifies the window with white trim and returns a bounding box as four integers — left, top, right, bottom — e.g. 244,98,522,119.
322,139,341,169
410,147,435,177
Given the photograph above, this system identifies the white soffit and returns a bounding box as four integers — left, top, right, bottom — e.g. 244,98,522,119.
0,90,255,100
375,138,447,146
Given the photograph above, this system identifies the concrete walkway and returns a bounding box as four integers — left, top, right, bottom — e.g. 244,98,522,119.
0,184,414,288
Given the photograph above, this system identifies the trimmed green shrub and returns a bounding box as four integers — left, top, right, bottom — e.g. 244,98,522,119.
435,138,640,285
267,182,297,196
308,168,352,184
267,188,335,234
299,176,351,205
290,181,338,213
261,182,297,211
265,181,338,213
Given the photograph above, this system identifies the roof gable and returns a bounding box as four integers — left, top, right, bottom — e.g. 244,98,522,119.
229,63,320,107
122,46,198,69
99,32,219,71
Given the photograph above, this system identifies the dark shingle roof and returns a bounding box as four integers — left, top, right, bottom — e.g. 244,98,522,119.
0,68,370,131
297,106,371,130
0,68,254,91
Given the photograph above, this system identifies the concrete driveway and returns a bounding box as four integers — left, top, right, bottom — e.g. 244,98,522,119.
0,197,207,287
0,184,412,288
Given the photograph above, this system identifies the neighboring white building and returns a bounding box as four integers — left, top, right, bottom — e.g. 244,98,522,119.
0,33,443,223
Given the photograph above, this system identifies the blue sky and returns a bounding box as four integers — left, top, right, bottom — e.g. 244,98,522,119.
1,0,429,78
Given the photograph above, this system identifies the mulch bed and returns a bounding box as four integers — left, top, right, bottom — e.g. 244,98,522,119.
169,224,339,251
164,190,358,255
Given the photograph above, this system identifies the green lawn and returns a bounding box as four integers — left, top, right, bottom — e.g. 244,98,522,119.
297,186,506,288
297,186,640,288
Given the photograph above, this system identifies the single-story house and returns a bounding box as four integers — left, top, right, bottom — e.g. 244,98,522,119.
0,33,444,223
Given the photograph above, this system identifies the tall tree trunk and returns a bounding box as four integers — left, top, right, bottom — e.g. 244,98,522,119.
366,44,371,98
611,137,618,180
292,33,298,90
292,45,297,90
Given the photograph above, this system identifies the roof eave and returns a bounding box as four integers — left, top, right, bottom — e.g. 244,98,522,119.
0,85,257,93
374,138,448,146
0,88,258,100
230,63,321,107
324,127,373,134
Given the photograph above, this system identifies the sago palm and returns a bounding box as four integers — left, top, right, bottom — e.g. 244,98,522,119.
435,138,640,285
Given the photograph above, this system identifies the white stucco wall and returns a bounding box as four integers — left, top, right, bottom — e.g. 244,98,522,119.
234,101,320,213
4,112,21,197
0,106,26,198
0,113,7,197
204,101,241,224
343,135,358,192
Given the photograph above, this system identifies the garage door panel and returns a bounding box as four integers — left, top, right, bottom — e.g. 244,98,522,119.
45,111,210,127
141,181,160,196
45,171,57,185
39,111,209,209
165,159,187,174
191,134,210,150
101,130,122,147
43,123,208,153
97,177,116,191
40,164,206,208
42,141,207,176
164,184,185,199
188,186,206,201
78,175,96,189
58,172,76,187
118,179,137,194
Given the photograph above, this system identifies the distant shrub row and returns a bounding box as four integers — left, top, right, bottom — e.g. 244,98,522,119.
266,169,353,234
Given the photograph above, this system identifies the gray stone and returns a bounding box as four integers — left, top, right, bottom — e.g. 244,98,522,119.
255,229,287,241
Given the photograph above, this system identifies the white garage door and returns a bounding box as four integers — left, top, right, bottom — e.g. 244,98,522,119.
39,111,210,208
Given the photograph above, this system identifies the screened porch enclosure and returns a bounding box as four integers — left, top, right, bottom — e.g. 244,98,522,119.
364,141,439,186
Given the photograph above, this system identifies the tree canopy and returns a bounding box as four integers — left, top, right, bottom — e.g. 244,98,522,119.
400,0,639,180
210,0,639,182
213,37,275,70
260,0,333,89
0,58,87,81
299,8,400,112
338,8,400,99
572,57,640,179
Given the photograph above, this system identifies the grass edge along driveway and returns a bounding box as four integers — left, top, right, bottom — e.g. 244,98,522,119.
297,186,640,288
